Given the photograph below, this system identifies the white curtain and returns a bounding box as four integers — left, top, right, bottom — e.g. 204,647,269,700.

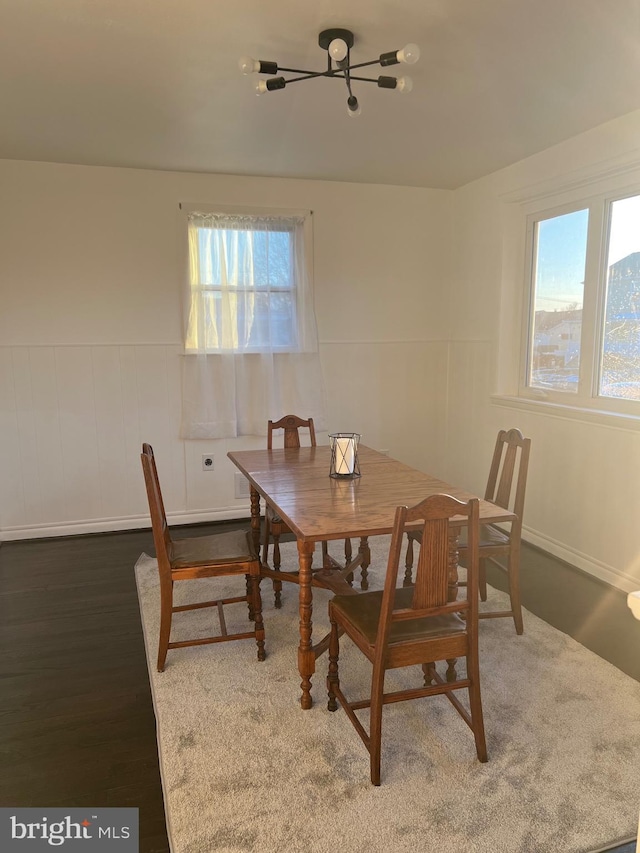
180,210,326,438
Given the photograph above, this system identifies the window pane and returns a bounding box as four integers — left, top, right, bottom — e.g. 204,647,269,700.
200,291,295,350
528,209,589,394
189,219,299,353
599,195,640,401
196,228,293,290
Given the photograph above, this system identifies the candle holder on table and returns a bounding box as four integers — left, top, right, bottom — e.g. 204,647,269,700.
329,433,361,479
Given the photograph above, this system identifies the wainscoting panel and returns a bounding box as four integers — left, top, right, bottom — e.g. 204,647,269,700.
443,339,496,496
92,345,137,521
0,347,27,530
55,346,104,523
445,339,640,593
1,340,450,540
319,339,450,478
0,344,187,538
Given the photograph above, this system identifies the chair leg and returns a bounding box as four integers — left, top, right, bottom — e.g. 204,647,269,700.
251,574,266,661
327,614,340,712
507,548,524,635
404,535,414,587
446,659,457,682
466,652,488,763
478,557,488,602
245,574,255,620
157,578,174,673
421,662,436,686
369,662,385,786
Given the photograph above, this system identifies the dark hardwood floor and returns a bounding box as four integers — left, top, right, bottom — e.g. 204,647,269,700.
0,523,190,853
486,541,640,683
0,523,637,853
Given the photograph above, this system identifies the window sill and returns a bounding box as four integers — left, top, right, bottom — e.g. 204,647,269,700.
491,394,640,432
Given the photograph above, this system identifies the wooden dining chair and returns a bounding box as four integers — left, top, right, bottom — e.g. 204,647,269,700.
262,414,354,606
327,494,486,785
405,428,531,634
141,443,265,671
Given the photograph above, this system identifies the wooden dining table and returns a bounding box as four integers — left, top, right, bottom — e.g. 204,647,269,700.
228,444,516,709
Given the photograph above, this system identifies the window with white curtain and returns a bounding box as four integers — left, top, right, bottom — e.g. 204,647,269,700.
186,213,303,353
521,189,640,414
180,206,326,439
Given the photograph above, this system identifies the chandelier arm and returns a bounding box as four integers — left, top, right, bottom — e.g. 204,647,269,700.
281,72,332,84
275,66,322,75
336,74,379,83
342,59,383,72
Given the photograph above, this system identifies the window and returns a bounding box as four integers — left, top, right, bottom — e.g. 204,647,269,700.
179,205,325,439
523,190,640,411
185,211,309,353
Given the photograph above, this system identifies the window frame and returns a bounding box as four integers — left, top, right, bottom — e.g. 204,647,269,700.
518,185,640,417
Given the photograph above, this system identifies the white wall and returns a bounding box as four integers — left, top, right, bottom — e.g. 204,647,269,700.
5,110,640,596
0,160,451,538
446,108,640,592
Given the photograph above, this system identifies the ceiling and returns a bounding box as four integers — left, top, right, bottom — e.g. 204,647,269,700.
2,0,640,189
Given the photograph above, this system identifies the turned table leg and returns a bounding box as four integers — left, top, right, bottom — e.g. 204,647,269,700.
250,486,261,559
359,536,370,590
297,539,315,710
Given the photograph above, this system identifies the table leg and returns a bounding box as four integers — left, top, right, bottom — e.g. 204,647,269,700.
297,539,315,710
358,536,371,590
250,486,261,559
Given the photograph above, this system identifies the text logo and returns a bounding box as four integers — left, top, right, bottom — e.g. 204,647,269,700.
1,809,138,851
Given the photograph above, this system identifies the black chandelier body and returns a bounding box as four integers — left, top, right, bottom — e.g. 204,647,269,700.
239,28,420,117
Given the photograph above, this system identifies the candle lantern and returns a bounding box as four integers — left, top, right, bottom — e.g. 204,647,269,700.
329,433,361,479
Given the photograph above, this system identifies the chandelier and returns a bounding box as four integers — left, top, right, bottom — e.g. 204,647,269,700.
239,28,420,117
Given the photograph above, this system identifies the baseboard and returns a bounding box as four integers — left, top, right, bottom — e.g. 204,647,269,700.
523,525,639,594
0,506,251,542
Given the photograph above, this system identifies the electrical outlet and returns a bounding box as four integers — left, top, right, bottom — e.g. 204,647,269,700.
202,454,214,471
379,448,390,456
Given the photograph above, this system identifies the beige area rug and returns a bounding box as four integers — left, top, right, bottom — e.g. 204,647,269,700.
135,537,640,853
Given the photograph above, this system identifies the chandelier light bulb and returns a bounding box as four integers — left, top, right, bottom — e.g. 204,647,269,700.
397,43,420,64
239,56,259,75
255,80,268,95
396,76,413,93
328,38,348,62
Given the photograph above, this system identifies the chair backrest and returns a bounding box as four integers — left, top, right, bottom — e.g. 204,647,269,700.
484,428,531,528
267,415,317,449
377,494,480,644
140,443,172,575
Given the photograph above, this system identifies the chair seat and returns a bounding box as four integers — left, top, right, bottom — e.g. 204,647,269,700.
332,586,466,645
170,529,257,568
458,523,509,549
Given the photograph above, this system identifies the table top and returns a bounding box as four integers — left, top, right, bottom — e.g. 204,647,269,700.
228,445,516,543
